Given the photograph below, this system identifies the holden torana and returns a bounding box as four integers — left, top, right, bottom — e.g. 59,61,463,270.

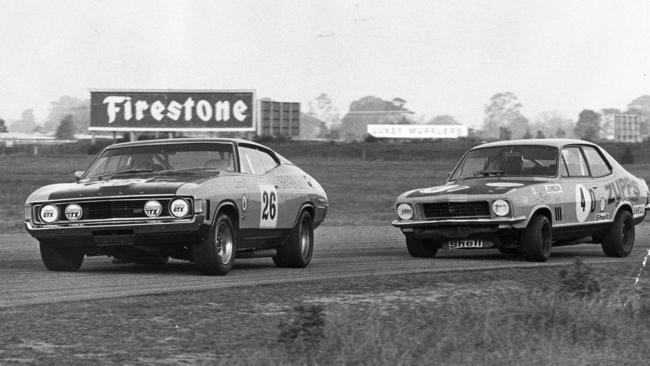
393,139,649,261
25,138,328,275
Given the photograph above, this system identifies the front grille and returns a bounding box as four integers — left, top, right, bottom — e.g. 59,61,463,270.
34,197,192,224
80,200,172,220
421,201,490,219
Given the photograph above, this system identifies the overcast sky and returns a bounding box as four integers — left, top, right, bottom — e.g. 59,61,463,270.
1,0,649,128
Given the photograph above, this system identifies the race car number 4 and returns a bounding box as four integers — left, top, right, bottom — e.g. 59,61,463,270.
259,185,278,228
447,240,483,249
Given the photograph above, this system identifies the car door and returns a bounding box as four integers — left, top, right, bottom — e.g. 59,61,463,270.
559,146,596,228
580,145,614,223
237,144,286,248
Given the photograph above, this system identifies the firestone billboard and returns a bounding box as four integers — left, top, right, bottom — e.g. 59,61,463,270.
89,90,255,132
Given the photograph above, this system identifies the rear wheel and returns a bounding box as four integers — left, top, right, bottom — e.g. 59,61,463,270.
405,236,439,258
521,215,552,262
602,210,634,257
273,210,314,268
193,214,236,275
39,241,84,271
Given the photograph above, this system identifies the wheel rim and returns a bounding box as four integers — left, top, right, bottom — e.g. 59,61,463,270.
299,219,311,258
216,222,233,264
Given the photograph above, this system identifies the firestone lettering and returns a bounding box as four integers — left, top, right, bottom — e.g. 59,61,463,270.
103,96,248,123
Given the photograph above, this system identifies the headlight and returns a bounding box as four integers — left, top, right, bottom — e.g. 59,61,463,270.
64,204,83,221
40,204,59,223
170,199,190,218
492,200,510,217
144,200,162,218
397,203,414,220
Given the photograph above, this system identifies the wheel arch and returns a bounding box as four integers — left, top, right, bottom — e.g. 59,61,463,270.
279,202,315,247
520,205,553,228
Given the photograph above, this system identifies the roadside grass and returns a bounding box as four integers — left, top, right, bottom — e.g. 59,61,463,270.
2,261,650,365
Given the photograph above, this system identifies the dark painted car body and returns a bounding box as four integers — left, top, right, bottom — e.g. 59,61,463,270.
25,138,328,274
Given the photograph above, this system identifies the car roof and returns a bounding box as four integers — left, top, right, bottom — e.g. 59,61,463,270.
473,138,597,149
106,137,267,150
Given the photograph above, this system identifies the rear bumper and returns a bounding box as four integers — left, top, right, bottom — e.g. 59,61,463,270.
25,215,209,246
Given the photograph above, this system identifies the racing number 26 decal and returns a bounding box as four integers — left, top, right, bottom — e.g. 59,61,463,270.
259,185,278,228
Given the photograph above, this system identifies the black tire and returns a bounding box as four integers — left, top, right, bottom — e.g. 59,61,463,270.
521,215,552,262
273,210,314,268
39,241,84,271
602,210,635,257
405,236,439,258
193,213,236,275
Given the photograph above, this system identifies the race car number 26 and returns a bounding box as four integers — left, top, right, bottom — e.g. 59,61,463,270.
259,185,278,228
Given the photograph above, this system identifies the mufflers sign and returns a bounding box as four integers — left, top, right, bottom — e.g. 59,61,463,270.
89,90,255,132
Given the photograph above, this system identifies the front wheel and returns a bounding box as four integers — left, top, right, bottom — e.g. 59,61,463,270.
193,214,236,275
273,210,314,268
405,237,439,258
520,215,552,262
602,210,634,257
39,241,84,271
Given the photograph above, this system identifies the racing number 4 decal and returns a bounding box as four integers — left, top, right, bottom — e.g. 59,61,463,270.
259,185,278,228
575,184,593,223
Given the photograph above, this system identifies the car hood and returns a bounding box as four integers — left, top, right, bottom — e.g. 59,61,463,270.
403,177,555,199
28,174,214,202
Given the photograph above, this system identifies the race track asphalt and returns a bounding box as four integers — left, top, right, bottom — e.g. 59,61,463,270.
1,224,648,308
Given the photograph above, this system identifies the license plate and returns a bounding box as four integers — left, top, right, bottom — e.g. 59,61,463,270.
94,235,136,246
447,239,483,249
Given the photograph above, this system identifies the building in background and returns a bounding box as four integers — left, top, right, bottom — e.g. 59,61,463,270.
614,114,644,143
257,99,300,138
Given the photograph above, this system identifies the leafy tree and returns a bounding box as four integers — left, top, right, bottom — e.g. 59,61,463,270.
555,127,566,138
9,109,36,133
523,128,533,139
530,111,575,138
574,109,601,141
55,114,76,140
427,115,460,125
307,93,341,129
0,118,6,133
535,130,545,139
499,126,512,140
483,92,529,139
44,96,90,133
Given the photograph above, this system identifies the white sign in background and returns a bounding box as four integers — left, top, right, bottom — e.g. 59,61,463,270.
367,124,469,139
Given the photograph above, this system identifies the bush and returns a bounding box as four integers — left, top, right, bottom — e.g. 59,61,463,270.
277,304,325,361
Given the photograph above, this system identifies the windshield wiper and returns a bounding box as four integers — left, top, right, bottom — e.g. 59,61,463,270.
475,170,505,177
156,167,221,175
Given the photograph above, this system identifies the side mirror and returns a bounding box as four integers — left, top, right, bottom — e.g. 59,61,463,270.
74,171,85,181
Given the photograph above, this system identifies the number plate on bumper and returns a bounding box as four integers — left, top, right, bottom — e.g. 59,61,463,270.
445,240,493,249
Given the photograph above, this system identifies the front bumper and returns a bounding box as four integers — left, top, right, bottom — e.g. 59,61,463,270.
392,216,527,242
25,214,209,246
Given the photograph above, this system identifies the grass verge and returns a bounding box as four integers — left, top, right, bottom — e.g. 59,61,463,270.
2,260,650,365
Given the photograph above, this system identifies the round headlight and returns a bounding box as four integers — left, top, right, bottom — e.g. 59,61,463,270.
144,200,162,218
170,199,189,218
40,204,59,223
64,204,83,221
492,199,510,217
397,203,414,220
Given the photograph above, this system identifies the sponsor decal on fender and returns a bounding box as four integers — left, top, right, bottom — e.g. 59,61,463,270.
545,184,563,194
633,204,645,216
605,177,640,203
595,212,609,221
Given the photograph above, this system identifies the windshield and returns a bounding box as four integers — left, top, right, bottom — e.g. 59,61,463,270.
84,142,236,179
449,145,558,180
